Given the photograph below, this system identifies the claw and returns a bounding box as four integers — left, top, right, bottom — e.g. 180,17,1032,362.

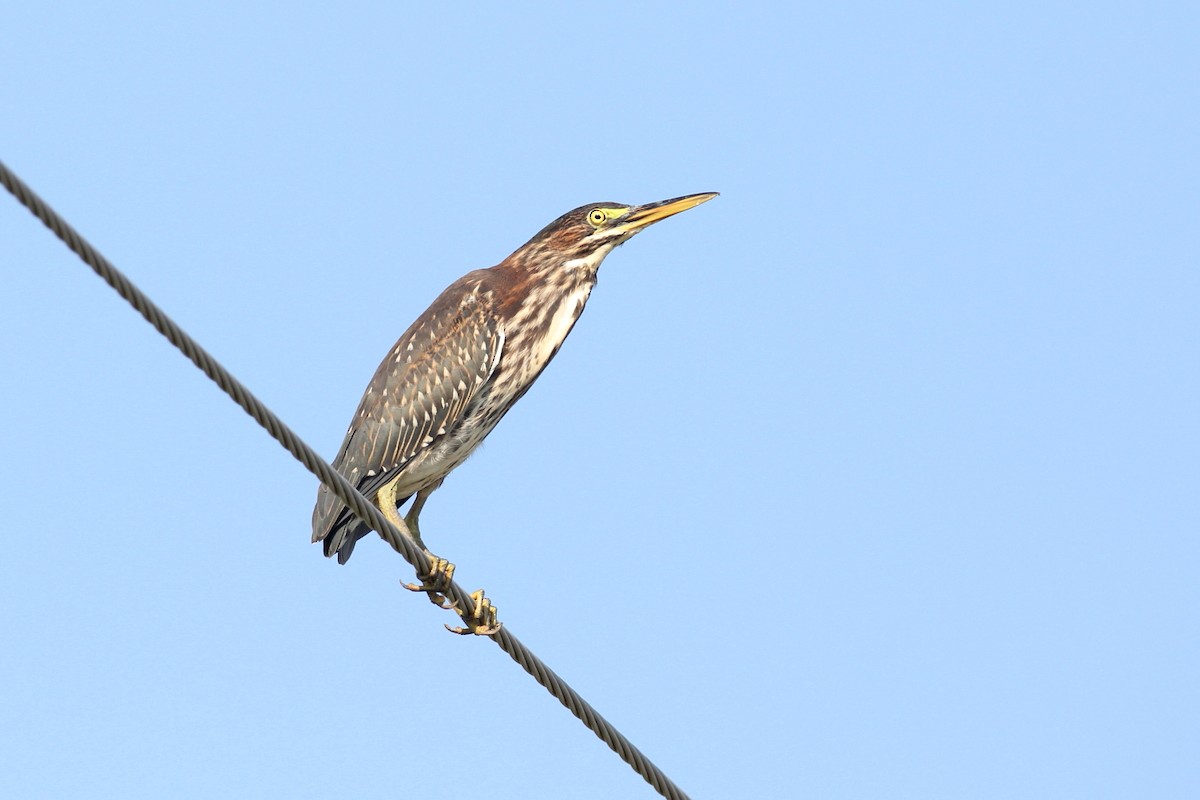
445,589,501,636
401,557,456,608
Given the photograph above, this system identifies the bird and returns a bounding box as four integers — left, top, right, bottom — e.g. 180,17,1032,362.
312,192,717,629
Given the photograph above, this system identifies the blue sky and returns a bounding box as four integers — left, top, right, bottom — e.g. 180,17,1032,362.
2,3,1197,798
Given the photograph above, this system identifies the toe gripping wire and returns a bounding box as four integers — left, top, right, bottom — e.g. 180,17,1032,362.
1,159,690,800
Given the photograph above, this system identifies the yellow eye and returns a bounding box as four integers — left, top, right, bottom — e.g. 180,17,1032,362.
587,208,607,227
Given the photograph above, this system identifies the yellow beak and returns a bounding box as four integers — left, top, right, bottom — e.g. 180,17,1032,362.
613,192,719,234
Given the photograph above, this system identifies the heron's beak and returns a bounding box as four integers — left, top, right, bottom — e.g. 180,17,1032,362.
613,192,719,234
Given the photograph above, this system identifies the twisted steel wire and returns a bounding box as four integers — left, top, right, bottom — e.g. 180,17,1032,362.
1,158,690,800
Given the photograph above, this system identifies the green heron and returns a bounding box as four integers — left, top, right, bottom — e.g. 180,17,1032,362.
312,192,717,627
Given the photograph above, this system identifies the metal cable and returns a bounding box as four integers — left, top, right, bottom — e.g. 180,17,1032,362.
1,159,690,800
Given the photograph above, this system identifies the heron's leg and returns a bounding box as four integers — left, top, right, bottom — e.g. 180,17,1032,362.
377,482,455,608
403,478,443,553
381,480,498,635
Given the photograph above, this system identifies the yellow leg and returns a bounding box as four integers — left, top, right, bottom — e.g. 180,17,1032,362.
377,480,498,635
377,482,455,608
403,484,437,551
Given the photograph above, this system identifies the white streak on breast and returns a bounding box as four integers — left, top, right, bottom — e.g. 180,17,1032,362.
532,282,592,371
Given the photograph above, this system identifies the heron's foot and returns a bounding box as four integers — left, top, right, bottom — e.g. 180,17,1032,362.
446,589,501,636
401,557,456,609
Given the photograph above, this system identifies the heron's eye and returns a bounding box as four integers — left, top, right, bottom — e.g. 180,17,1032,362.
587,209,607,227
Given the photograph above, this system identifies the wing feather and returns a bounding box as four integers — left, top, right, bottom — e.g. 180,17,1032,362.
312,275,501,560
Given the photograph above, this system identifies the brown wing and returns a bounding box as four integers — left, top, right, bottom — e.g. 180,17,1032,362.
312,274,502,561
